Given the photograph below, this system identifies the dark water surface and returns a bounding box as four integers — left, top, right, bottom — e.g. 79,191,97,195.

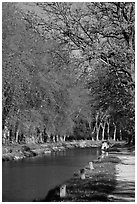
2,147,100,202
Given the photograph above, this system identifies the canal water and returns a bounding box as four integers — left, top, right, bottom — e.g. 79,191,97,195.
2,147,100,202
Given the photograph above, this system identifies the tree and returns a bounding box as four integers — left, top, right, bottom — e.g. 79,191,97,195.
21,2,134,142
29,2,134,84
3,2,135,144
3,3,81,143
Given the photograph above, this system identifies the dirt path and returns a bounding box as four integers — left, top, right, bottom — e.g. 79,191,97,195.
108,148,135,202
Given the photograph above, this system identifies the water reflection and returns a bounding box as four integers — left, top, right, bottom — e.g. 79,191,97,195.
52,150,67,157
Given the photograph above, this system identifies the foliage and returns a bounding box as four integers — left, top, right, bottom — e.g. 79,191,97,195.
2,3,75,143
2,2,135,144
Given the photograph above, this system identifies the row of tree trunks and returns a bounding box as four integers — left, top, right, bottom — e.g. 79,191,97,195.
2,122,130,143
92,116,119,141
2,128,68,144
97,121,125,141
46,132,67,143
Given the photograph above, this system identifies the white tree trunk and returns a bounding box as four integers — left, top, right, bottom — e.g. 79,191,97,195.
39,133,43,143
119,129,122,141
102,124,105,141
63,135,66,141
53,135,55,143
113,123,116,141
47,133,50,142
16,130,19,143
60,136,63,142
3,129,6,144
96,124,100,141
56,135,59,142
107,121,110,139
92,125,96,134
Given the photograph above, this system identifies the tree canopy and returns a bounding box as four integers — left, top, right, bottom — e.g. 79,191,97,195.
2,2,135,144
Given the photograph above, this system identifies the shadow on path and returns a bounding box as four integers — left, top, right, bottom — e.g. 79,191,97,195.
34,142,135,202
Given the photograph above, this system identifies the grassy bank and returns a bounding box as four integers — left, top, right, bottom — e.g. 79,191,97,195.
35,154,120,202
2,140,104,162
34,141,135,202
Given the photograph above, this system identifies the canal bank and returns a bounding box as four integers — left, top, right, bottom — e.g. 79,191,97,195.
36,142,135,202
2,140,104,162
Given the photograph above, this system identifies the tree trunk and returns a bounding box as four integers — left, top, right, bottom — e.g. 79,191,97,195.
39,132,43,143
6,129,10,142
119,129,122,141
91,125,95,140
63,135,66,141
113,123,116,141
16,130,19,143
129,32,135,83
102,123,105,141
96,124,100,141
53,135,55,143
88,121,92,139
92,125,96,134
46,133,50,142
107,121,110,140
2,129,6,144
60,136,63,142
100,122,106,141
56,135,59,142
